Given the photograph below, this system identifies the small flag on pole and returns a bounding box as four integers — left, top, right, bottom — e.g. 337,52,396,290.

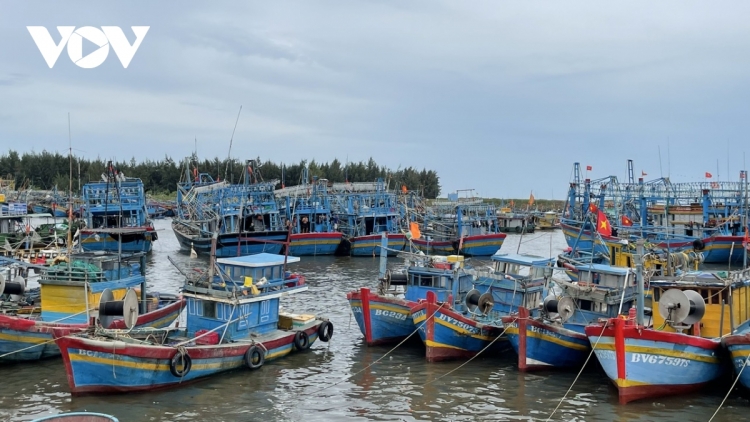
586,165,593,171
641,171,647,177
705,172,712,178
528,192,535,207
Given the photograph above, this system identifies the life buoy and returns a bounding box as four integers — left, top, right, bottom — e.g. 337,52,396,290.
515,226,521,233
692,239,705,251
169,352,192,377
293,330,310,350
318,321,334,342
244,345,265,369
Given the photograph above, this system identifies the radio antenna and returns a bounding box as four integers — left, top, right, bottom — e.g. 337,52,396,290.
224,105,242,181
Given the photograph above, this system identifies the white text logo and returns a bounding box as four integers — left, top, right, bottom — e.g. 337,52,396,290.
27,26,149,68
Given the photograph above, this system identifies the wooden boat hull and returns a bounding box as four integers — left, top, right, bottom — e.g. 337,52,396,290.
457,233,506,256
287,232,342,256
0,298,184,362
349,233,406,257
502,308,589,371
409,238,455,255
172,222,286,257
54,322,323,394
585,318,723,404
722,333,750,391
347,288,416,346
561,222,697,256
411,297,506,362
701,236,748,263
79,229,156,253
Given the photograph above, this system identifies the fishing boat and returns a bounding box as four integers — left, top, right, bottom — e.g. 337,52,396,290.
503,263,635,371
347,234,450,346
496,208,535,234
54,251,332,394
536,211,560,230
78,164,157,253
331,179,406,256
411,253,552,362
275,172,343,256
585,240,750,403
0,252,183,362
172,161,289,258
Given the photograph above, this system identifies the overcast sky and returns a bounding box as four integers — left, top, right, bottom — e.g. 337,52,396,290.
2,1,750,199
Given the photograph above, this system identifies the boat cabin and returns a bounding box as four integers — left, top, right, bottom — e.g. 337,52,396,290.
399,261,474,307
183,253,306,341
475,253,555,318
570,264,636,316
39,252,146,324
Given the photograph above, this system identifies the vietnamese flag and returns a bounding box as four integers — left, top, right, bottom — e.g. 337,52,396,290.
621,215,633,227
588,203,598,213
597,210,612,236
705,172,712,178
586,165,593,171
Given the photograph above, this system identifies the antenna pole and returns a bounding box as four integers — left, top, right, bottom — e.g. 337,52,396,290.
224,106,243,181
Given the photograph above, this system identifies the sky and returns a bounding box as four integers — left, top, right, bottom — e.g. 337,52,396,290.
2,1,750,199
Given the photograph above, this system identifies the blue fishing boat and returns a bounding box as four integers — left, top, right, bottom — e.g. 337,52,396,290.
348,249,468,346
78,163,156,253
172,160,288,257
722,318,750,392
411,253,552,362
275,172,342,256
586,242,750,403
0,253,183,362
54,251,332,394
503,263,635,371
331,179,406,256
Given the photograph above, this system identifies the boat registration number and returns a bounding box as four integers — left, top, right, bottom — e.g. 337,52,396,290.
375,309,407,321
631,353,689,367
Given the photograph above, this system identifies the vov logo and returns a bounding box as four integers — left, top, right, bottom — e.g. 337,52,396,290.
27,26,149,69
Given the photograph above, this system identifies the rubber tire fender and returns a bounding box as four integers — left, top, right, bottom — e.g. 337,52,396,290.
692,239,705,251
169,352,192,378
244,345,265,370
318,321,334,342
294,330,310,351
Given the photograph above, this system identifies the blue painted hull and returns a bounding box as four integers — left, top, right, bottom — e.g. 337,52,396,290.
503,314,589,370
172,225,286,258
586,320,723,403
347,290,415,346
349,233,406,257
57,323,322,393
287,232,342,256
412,302,507,362
458,234,506,257
724,334,750,391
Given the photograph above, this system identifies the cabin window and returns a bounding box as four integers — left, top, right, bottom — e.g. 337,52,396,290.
626,257,631,268
654,288,661,302
579,300,592,311
202,301,217,319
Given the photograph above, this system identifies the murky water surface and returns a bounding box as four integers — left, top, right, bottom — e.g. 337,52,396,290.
0,221,747,421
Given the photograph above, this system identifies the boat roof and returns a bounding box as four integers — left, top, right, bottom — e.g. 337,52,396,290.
491,253,555,266
575,263,630,276
216,253,300,268
0,213,53,219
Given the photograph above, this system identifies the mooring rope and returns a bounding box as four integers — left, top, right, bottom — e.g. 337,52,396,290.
546,323,607,421
423,317,516,386
708,351,750,422
303,301,446,397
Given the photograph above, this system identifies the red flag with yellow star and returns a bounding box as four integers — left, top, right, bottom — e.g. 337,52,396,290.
621,215,633,227
597,210,612,236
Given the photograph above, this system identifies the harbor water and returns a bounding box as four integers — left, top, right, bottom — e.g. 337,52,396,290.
1,219,748,421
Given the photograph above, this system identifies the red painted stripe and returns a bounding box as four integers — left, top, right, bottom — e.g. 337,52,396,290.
290,232,343,240
360,287,373,344
518,307,528,371
426,291,437,345
614,318,625,381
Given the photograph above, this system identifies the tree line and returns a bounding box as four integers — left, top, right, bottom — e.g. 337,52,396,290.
0,150,442,199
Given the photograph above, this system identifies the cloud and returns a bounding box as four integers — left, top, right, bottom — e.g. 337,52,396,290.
2,1,750,198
